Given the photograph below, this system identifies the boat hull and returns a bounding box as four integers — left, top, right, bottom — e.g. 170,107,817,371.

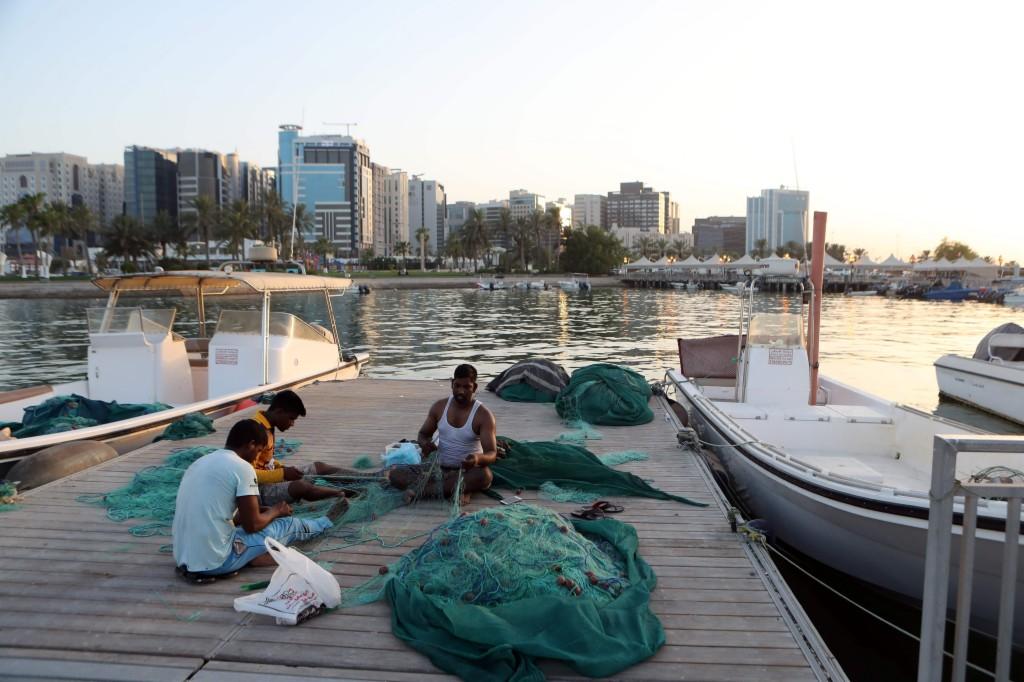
935,355,1024,425
0,353,369,476
680,386,1024,643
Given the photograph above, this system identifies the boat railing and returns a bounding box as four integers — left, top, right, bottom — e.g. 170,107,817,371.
918,434,1024,682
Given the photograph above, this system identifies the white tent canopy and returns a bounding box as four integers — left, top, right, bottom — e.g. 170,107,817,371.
625,256,654,270
731,254,758,265
671,255,703,270
702,254,723,265
652,256,671,268
852,254,877,268
878,254,907,268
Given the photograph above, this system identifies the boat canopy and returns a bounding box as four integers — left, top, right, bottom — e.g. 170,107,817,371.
973,322,1024,362
92,271,353,295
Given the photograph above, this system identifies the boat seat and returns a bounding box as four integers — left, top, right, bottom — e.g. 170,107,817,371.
185,338,211,355
0,384,52,406
189,357,209,368
678,335,746,379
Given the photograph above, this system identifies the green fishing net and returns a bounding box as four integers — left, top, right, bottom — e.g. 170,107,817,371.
76,438,301,537
555,364,654,426
0,481,20,512
598,450,650,467
156,412,216,441
539,481,599,504
5,394,170,438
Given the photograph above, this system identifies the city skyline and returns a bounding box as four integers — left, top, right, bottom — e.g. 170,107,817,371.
1,1,1021,262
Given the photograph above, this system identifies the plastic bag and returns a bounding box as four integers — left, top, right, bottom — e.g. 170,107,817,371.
381,441,422,467
233,537,341,625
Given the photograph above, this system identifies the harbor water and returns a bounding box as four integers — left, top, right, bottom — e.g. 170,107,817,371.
1,286,1022,679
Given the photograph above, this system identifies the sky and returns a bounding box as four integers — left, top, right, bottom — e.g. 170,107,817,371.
1,0,1022,262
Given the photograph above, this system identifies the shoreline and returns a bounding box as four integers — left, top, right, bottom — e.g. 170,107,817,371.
0,275,623,299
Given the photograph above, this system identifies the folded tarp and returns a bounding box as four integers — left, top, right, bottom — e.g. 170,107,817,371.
486,359,570,403
555,364,653,425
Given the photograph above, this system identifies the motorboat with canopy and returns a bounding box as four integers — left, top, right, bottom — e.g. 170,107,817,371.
935,323,1024,425
668,216,1024,644
0,271,369,473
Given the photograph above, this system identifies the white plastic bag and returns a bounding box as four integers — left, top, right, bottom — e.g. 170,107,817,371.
233,537,341,625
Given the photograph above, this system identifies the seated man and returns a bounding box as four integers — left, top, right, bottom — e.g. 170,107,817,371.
253,390,349,505
172,419,342,578
387,364,497,504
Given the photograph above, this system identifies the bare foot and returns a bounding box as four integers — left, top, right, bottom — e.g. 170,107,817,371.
402,489,417,505
459,493,471,507
326,498,349,523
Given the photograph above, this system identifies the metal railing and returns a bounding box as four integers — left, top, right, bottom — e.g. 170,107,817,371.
918,434,1024,682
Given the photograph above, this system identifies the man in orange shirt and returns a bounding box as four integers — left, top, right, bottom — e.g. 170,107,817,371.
253,390,347,505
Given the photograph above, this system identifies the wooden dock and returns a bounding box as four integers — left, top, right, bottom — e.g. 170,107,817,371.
0,378,842,680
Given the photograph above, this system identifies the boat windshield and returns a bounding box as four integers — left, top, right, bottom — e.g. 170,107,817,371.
214,310,332,343
86,307,176,335
747,312,804,347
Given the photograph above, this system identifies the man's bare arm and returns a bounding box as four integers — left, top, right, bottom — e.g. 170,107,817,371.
473,407,498,467
236,495,290,533
416,400,443,456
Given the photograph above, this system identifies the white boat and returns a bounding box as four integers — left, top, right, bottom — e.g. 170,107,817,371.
686,281,700,292
475,276,507,290
512,279,545,290
558,273,591,292
845,290,878,297
720,282,759,294
1005,288,1024,307
669,282,688,290
935,323,1024,425
671,282,1024,643
0,271,369,476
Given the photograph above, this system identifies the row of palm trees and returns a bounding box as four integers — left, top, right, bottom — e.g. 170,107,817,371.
430,205,565,273
1,189,317,275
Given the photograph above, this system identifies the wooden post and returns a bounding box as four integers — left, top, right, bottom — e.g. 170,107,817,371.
808,212,827,405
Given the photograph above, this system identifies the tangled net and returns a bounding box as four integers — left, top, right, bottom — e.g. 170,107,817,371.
76,439,302,536
341,504,630,608
0,481,21,512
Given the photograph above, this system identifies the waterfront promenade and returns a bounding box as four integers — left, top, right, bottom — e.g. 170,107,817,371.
0,275,622,299
0,378,840,680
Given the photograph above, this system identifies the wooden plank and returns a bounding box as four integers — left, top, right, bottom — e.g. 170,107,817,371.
0,378,827,681
0,648,201,682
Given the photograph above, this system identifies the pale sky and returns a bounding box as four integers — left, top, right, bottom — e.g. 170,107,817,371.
1,0,1021,262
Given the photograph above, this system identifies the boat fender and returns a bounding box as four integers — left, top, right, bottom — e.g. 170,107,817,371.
739,518,772,543
7,440,118,490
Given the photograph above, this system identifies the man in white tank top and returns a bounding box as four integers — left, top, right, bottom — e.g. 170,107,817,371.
387,364,497,504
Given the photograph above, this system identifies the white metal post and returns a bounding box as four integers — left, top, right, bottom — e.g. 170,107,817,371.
260,290,270,386
995,496,1022,682
917,436,959,682
952,494,978,682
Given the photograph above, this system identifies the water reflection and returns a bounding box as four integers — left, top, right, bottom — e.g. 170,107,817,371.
1,289,1020,433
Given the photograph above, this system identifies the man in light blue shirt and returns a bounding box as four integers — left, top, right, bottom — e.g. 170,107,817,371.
172,419,340,578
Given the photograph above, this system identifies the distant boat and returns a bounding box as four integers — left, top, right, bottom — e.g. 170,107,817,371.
1005,288,1024,308
935,323,1024,425
475,276,507,291
845,290,879,297
558,273,591,292
513,279,545,290
720,282,758,294
923,280,979,301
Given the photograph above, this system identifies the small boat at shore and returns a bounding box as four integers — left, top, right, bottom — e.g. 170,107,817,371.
1005,288,1024,307
935,323,1024,425
512,279,545,290
923,280,980,301
720,282,759,294
845,289,878,297
671,228,1024,644
558,273,591,292
0,271,369,478
475,275,507,291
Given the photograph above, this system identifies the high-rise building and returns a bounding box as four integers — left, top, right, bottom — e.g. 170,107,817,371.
572,194,607,229
1,152,124,249
692,216,746,256
509,189,546,220
277,124,374,256
408,177,447,254
607,181,667,232
745,187,809,255
176,149,231,219
667,200,680,235
476,199,510,249
371,164,409,258
124,146,179,226
447,201,477,235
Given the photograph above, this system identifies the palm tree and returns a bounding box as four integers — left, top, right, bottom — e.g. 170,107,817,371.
655,237,668,259
497,207,513,251
262,189,288,248
184,196,219,268
634,236,655,259
291,203,315,258
149,210,188,262
17,193,47,274
510,218,532,271
103,215,154,269
312,237,333,271
668,238,690,259
40,201,72,269
394,240,412,274
67,204,97,274
526,210,546,269
415,226,430,271
0,201,25,276
851,247,868,263
753,238,769,259
543,206,562,267
444,234,466,271
217,200,257,260
460,209,489,272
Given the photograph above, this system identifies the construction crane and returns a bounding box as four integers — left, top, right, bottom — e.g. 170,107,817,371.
323,122,358,136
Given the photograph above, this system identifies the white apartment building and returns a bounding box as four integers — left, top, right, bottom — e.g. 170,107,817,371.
573,194,607,229
509,189,546,220
408,177,447,254
372,164,409,257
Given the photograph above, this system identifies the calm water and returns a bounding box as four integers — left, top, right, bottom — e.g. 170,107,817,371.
2,287,1021,433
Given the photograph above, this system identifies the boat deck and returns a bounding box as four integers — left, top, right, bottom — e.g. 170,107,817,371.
0,378,839,681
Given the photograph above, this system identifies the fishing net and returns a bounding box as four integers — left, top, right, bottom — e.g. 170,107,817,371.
4,394,170,438
486,359,570,403
539,481,599,504
555,364,654,426
76,438,301,537
156,412,216,441
556,419,603,445
343,505,664,681
598,450,650,467
351,455,376,469
0,481,20,512
492,438,706,507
